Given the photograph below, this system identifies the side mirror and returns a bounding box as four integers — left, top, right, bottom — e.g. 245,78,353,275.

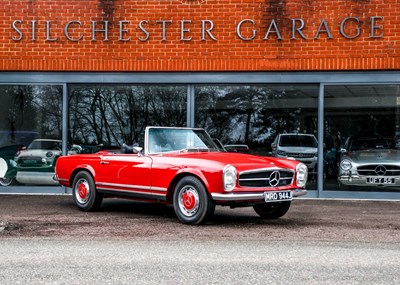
271,143,276,149
133,146,143,154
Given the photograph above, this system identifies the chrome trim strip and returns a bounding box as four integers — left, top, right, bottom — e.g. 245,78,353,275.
97,187,166,198
239,167,295,175
211,189,307,201
239,177,293,181
56,177,69,183
211,193,264,201
96,182,167,192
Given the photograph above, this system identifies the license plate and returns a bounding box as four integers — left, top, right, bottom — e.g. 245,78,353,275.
366,177,395,184
264,191,293,202
22,159,40,164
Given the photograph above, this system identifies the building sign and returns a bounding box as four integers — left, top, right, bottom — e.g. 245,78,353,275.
10,16,383,42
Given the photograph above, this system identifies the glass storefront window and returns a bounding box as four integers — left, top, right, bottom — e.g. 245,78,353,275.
195,84,319,190
68,85,187,152
0,85,63,186
324,85,400,192
1,79,398,197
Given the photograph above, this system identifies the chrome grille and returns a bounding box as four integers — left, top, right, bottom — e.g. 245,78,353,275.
357,165,400,176
239,169,294,188
286,152,315,158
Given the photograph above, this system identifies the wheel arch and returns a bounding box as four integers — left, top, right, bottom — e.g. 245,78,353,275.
166,170,210,204
69,165,96,187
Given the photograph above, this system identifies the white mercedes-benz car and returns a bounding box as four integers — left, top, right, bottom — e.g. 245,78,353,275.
338,137,400,188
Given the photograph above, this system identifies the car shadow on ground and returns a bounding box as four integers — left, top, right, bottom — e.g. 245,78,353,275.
96,199,311,227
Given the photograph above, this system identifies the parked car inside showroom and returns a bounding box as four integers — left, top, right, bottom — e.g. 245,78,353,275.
338,136,400,188
55,126,308,224
12,139,81,185
271,133,318,176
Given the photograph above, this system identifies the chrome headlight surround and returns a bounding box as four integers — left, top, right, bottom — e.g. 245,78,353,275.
296,163,308,187
340,159,352,171
223,164,237,192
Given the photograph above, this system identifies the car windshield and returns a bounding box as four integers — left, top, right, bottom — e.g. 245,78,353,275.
147,128,219,154
28,140,61,150
349,138,397,151
279,135,317,147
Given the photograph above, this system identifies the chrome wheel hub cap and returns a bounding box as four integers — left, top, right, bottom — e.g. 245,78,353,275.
178,186,200,217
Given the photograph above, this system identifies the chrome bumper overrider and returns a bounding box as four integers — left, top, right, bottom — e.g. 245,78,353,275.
211,189,307,201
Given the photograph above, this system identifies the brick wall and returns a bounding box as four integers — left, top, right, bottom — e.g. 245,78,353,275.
0,0,399,71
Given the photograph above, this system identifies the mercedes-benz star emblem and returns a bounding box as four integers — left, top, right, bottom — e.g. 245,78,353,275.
269,171,280,187
375,165,387,176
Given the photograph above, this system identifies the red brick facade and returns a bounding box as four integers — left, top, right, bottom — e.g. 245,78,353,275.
1,0,399,71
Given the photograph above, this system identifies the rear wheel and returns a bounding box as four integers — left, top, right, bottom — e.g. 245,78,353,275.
173,176,215,225
72,171,103,211
253,201,291,219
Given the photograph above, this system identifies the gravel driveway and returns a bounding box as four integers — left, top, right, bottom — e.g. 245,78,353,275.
0,195,399,242
1,195,399,285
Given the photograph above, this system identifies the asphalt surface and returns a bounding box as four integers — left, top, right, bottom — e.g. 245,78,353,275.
0,195,399,284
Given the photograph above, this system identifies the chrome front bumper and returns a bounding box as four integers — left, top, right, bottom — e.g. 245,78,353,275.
211,189,307,202
338,175,400,187
16,171,60,185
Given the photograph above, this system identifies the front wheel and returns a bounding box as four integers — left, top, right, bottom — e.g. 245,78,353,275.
253,201,291,219
0,177,13,186
173,176,215,225
72,171,103,211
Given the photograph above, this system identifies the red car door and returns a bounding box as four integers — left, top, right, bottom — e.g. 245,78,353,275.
95,154,159,197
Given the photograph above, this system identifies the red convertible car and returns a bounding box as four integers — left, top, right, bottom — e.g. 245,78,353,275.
55,127,308,224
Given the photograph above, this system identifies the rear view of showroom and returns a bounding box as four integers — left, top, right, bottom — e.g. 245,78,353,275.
1,0,400,199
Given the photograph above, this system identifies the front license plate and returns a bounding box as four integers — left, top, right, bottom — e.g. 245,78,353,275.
366,177,395,184
264,191,293,202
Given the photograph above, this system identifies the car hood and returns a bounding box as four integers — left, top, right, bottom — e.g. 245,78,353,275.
159,151,300,172
344,149,400,163
16,149,60,159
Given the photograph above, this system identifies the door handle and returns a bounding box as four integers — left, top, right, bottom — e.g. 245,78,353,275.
100,161,109,165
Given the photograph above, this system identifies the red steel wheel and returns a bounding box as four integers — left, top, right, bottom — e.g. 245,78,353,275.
72,171,103,211
173,176,215,225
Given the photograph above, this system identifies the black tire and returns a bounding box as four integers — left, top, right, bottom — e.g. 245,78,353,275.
173,176,215,225
0,177,13,186
253,201,291,219
72,171,103,211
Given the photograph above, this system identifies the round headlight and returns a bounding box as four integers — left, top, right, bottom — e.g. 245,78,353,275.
223,164,237,192
46,151,54,158
340,159,352,171
296,163,308,187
